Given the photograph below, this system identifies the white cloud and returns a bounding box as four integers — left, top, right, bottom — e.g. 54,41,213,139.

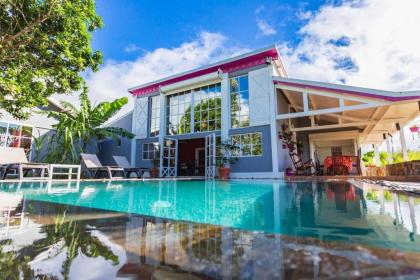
255,5,277,36
58,31,248,120
257,19,277,36
124,44,143,53
279,0,420,91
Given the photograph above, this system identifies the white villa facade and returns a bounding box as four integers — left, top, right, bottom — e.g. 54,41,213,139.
102,45,420,178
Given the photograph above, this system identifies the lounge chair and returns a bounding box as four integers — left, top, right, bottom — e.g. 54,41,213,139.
289,152,315,176
0,147,49,180
113,155,148,178
80,153,125,179
314,150,324,175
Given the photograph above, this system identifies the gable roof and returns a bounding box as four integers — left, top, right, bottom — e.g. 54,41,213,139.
129,45,282,97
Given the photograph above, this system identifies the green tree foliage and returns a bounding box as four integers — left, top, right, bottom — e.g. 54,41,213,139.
41,90,134,163
0,0,103,119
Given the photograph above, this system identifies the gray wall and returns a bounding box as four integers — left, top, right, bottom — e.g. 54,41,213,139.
98,112,134,166
229,125,272,173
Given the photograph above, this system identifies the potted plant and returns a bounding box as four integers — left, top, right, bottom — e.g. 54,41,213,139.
216,141,239,180
279,123,303,154
149,157,160,178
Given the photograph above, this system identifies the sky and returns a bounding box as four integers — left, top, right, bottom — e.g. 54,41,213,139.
65,0,420,149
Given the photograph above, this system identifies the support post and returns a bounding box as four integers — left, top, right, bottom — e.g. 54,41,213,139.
221,73,230,143
384,134,392,164
268,66,280,177
396,123,409,161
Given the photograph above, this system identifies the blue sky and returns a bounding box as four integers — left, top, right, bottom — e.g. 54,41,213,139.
81,0,420,150
92,0,325,62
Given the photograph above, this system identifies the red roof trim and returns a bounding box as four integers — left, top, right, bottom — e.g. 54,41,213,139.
274,80,419,102
130,49,279,96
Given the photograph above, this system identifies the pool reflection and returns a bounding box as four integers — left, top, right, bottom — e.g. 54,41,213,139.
0,180,419,279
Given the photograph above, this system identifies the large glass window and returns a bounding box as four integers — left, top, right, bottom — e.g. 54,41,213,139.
166,91,192,135
193,83,221,132
230,75,250,128
142,142,160,160
149,95,160,137
0,121,33,153
231,132,262,157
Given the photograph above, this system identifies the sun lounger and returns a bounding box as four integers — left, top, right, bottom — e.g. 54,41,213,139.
80,153,125,179
113,155,148,178
0,147,49,180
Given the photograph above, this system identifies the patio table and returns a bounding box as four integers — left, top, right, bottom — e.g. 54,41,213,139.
324,156,353,174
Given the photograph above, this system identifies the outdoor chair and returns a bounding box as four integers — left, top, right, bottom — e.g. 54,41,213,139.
113,155,148,178
289,152,315,176
80,153,125,179
0,147,49,180
314,150,324,175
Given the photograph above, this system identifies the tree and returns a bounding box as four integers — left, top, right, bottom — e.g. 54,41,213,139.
0,0,103,119
42,90,134,163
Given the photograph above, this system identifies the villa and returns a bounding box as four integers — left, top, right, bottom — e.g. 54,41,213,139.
103,45,420,178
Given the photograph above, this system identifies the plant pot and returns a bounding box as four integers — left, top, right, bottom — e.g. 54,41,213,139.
149,167,159,178
285,168,294,176
218,166,231,180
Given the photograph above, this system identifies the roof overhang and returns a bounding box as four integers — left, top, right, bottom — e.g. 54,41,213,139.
129,45,283,97
274,77,420,146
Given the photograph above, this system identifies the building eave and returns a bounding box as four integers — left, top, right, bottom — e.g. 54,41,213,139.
273,77,420,102
129,45,282,97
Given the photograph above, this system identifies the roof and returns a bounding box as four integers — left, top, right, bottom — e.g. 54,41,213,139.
274,77,420,102
129,45,282,97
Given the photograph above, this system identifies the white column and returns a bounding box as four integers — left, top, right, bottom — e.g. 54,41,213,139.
397,123,409,161
159,92,166,176
130,139,136,167
221,73,230,143
385,134,393,164
268,66,280,177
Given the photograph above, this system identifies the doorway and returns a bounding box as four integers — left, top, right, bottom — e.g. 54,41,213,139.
177,138,205,176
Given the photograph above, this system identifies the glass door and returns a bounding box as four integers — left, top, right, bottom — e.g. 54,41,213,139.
160,137,178,177
205,133,216,179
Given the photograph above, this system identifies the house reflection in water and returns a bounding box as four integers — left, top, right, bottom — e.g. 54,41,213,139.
0,180,419,279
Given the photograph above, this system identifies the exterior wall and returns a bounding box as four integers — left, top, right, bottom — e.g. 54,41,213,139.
0,104,58,161
229,125,272,173
98,112,133,165
128,61,282,175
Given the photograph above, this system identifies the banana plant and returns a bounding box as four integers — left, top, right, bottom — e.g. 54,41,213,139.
41,89,134,163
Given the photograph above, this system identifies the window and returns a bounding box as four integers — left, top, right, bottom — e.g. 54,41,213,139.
193,83,221,132
166,91,192,135
230,75,249,128
0,121,33,154
165,82,222,135
231,132,262,157
142,142,160,160
149,95,160,137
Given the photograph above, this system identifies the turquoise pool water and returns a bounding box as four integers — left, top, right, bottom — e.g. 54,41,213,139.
0,179,419,252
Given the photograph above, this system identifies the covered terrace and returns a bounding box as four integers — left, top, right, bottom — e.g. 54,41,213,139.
274,77,420,178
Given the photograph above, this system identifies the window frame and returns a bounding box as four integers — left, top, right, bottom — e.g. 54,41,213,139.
142,142,160,161
149,95,161,138
230,132,263,157
165,81,222,136
230,74,250,129
0,120,34,155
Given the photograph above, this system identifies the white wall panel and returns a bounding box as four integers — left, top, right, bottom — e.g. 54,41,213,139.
132,96,148,138
249,67,271,126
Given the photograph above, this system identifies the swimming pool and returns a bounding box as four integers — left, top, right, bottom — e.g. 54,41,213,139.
0,179,419,279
